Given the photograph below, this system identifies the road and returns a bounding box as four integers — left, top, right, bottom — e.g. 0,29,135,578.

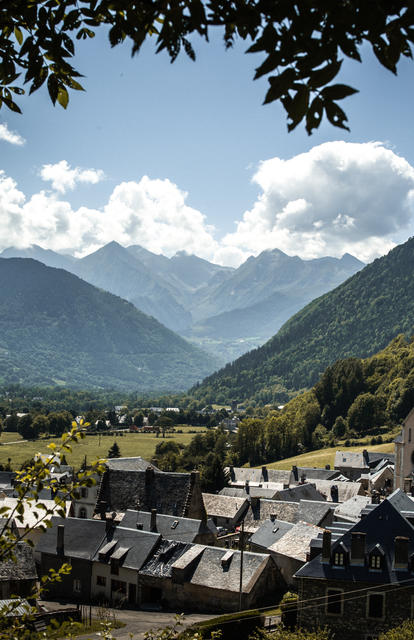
39,600,217,640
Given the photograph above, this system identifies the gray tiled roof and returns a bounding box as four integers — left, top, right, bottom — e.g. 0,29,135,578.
334,495,371,522
334,451,369,469
188,547,269,593
245,499,300,524
275,483,326,503
250,518,294,550
0,543,36,581
35,516,107,560
311,479,363,502
269,521,324,561
97,468,196,516
294,467,341,481
95,526,161,571
297,499,333,525
219,486,280,499
226,467,292,485
202,493,248,519
140,539,190,577
105,457,160,472
120,510,213,543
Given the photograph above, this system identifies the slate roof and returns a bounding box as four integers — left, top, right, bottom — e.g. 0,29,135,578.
366,452,395,467
140,539,190,577
226,467,292,486
269,521,324,561
96,468,197,516
310,479,363,502
275,484,326,503
361,488,414,518
334,495,371,522
0,543,37,581
250,518,294,550
297,499,334,526
219,486,281,499
296,498,414,584
36,516,107,560
245,499,300,525
120,510,213,543
294,467,341,481
202,493,248,519
95,526,161,571
188,547,270,594
104,457,160,472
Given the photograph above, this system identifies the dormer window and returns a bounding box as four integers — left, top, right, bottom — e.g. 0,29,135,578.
370,554,382,570
333,552,345,566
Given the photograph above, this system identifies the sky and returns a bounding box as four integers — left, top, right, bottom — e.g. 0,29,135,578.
1,27,414,267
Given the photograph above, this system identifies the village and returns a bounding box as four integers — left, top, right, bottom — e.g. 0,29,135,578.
1,406,414,639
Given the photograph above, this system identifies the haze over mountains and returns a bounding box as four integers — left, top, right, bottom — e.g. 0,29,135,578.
191,237,414,405
1,243,364,364
0,258,218,391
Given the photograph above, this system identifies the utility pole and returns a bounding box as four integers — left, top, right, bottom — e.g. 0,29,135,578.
239,519,245,611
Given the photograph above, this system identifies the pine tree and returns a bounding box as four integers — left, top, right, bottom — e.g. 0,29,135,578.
107,441,121,459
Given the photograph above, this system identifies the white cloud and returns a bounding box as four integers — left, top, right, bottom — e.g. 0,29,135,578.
0,123,25,146
2,142,414,266
222,141,414,263
40,160,104,193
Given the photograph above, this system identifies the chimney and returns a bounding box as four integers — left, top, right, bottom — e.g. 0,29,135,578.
330,485,339,503
57,524,65,555
325,464,331,470
150,508,157,532
350,532,366,565
145,466,155,483
229,465,234,480
394,536,409,569
300,472,306,484
292,466,298,482
97,500,107,519
270,513,276,522
322,530,331,564
362,449,369,466
105,512,116,532
262,466,268,481
245,480,250,494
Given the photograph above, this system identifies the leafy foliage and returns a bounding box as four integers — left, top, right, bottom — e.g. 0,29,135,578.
191,237,414,405
2,1,414,132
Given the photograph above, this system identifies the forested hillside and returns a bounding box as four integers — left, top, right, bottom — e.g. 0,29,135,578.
0,258,218,391
191,238,414,405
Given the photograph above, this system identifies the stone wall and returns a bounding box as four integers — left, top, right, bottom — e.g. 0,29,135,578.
297,576,414,640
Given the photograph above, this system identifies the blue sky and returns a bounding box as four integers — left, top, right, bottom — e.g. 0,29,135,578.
1,27,414,266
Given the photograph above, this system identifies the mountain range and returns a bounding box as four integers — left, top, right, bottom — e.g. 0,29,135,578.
0,258,218,391
1,243,364,364
190,236,414,405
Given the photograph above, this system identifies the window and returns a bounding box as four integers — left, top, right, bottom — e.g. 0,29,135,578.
369,554,382,570
333,552,344,566
111,579,126,595
96,575,106,586
326,589,343,615
367,593,385,619
79,507,87,519
73,579,81,593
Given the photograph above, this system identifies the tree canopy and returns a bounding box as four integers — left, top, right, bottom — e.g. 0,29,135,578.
2,0,414,132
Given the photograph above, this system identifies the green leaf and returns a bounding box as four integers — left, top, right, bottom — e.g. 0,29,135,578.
57,86,69,108
322,84,359,101
14,26,23,45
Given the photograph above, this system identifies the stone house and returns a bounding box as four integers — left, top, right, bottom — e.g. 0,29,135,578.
36,517,108,602
295,497,414,640
334,451,370,481
91,526,161,605
139,539,280,612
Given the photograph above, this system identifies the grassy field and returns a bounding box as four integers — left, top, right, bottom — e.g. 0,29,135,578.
0,427,206,470
265,441,395,470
